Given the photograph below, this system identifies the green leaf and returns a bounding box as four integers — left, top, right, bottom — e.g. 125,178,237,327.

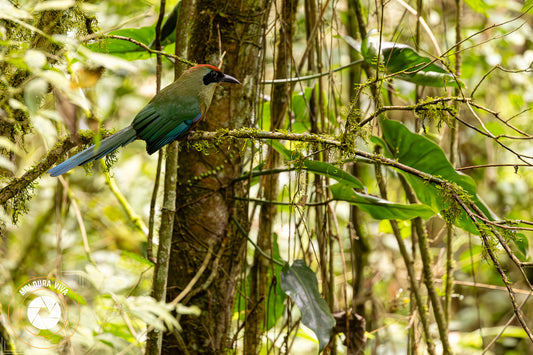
361,32,463,88
65,287,87,306
121,250,154,266
266,233,287,329
524,0,533,13
330,183,435,220
87,27,154,60
259,99,271,131
280,260,335,352
511,233,529,260
290,86,337,132
291,87,314,133
86,26,175,61
378,118,496,234
270,140,364,189
149,1,181,47
102,322,136,343
464,0,490,16
233,234,287,329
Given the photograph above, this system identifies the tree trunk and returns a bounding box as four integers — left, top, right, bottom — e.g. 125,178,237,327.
163,0,271,353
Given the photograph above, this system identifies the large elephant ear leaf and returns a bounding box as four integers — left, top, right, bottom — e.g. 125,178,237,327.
376,118,496,234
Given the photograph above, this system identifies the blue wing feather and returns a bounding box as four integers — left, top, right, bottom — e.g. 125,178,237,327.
48,126,137,176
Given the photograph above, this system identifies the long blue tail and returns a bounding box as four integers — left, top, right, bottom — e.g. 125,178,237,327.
49,126,137,177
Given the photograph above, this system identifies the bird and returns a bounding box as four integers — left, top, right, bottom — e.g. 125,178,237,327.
48,64,240,177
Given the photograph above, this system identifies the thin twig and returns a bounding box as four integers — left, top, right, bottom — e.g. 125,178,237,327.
232,216,285,267
59,176,98,267
95,34,194,66
147,152,163,263
172,248,213,305
375,161,436,354
260,59,363,84
103,163,148,235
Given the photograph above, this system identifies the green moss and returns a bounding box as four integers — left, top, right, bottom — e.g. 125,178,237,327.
6,180,35,225
438,182,470,226
416,97,456,130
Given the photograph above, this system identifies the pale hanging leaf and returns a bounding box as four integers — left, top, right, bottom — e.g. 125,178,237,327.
0,137,23,156
0,156,16,173
0,0,31,19
24,78,48,115
115,295,200,332
34,0,75,11
24,49,47,71
78,46,138,74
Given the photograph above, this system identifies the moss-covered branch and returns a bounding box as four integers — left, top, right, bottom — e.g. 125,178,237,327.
0,134,95,206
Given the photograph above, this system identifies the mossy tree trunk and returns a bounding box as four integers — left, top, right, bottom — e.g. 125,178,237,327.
163,0,271,353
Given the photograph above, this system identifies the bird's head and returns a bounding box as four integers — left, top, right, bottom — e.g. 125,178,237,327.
177,64,240,109
187,64,240,87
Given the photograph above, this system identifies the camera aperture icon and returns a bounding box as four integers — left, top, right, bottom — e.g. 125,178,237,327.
26,295,62,330
8,277,80,349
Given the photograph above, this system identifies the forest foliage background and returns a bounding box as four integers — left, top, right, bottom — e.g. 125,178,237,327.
2,0,533,354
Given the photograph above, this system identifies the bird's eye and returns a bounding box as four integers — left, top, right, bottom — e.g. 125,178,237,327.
203,70,224,85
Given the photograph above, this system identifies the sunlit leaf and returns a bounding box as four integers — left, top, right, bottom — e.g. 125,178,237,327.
102,322,136,344
34,0,75,11
524,0,533,13
464,0,490,16
0,156,16,172
24,78,48,115
0,137,23,156
121,250,155,267
0,1,31,19
64,286,87,306
78,46,138,73
116,294,200,332
24,49,47,70
280,260,335,352
96,332,132,351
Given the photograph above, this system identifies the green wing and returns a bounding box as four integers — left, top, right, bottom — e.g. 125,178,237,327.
132,95,202,154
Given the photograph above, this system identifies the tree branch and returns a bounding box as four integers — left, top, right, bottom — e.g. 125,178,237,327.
0,135,93,206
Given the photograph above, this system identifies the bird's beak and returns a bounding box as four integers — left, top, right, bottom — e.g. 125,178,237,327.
221,74,240,84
